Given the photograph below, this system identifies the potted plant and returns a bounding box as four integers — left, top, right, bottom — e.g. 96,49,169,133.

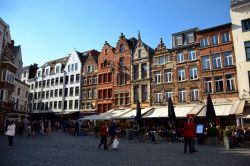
206,126,218,145
223,129,233,149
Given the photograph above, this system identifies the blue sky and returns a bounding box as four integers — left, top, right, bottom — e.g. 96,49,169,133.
0,0,231,67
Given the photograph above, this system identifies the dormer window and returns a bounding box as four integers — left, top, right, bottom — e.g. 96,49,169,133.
45,68,49,76
187,33,194,43
120,44,125,52
56,66,60,73
176,36,182,46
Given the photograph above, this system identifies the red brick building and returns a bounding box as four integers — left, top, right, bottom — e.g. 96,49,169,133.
113,33,137,110
81,50,100,115
197,23,238,101
97,41,115,113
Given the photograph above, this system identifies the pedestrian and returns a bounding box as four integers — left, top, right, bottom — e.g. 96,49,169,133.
98,122,108,150
112,135,119,150
183,117,195,154
5,120,16,148
108,121,117,147
74,120,79,136
47,120,52,137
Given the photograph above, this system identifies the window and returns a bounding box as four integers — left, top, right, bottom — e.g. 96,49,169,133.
54,101,57,109
68,65,70,72
74,100,79,109
138,49,142,58
204,77,212,93
212,53,222,69
49,102,53,109
69,100,73,109
120,44,125,52
50,90,53,97
134,85,139,102
179,90,186,102
56,66,60,73
71,64,74,71
245,41,250,60
215,76,223,92
177,52,185,63
141,63,147,79
47,79,50,87
188,50,196,61
154,71,161,84
187,33,194,43
165,91,172,100
224,51,233,67
75,63,78,71
189,66,198,80
159,56,165,65
134,65,139,80
51,78,54,86
70,87,74,96
58,101,62,109
226,75,235,91
202,56,210,70
155,93,161,103
211,35,219,45
55,78,59,85
178,68,185,81
166,55,170,63
70,75,74,83
88,89,92,98
84,79,87,85
65,88,68,97
108,73,112,82
89,78,92,84
164,70,172,83
75,87,79,96
118,73,126,85
45,69,49,76
142,85,148,102
60,77,63,84
154,57,159,65
200,38,209,47
82,89,86,99
55,89,58,97
119,57,124,67
17,88,21,95
59,89,63,97
176,36,182,46
242,18,250,31
87,65,93,73
222,32,230,43
76,74,80,83
191,89,199,101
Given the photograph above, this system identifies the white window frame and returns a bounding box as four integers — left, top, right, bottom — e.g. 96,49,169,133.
165,91,173,100
215,76,223,92
189,66,198,80
187,33,194,43
191,89,199,101
211,35,219,45
177,52,185,63
154,71,161,84
155,93,161,103
202,56,210,71
176,36,182,46
204,77,212,93
188,50,196,61
200,38,209,47
165,70,172,83
178,68,185,81
89,78,92,85
226,75,235,91
212,54,222,69
159,56,165,65
179,90,186,102
224,51,233,67
222,32,230,43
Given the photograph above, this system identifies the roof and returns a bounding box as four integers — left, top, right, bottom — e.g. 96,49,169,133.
197,23,232,34
40,56,68,74
231,0,250,8
172,27,198,36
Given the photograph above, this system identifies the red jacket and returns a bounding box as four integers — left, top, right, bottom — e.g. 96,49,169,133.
100,125,108,137
183,121,195,138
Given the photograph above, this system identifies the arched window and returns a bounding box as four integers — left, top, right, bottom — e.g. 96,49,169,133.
120,44,125,52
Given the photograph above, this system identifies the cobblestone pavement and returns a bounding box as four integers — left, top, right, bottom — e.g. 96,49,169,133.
0,132,250,166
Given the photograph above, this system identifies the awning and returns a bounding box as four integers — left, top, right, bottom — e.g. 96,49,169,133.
243,115,250,119
82,109,132,120
143,106,168,118
120,107,153,119
174,105,196,118
235,100,246,116
187,104,205,116
197,100,244,117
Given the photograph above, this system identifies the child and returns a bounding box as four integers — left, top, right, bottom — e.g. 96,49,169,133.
112,135,119,150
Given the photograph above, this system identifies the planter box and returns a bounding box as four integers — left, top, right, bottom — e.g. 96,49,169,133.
223,137,233,149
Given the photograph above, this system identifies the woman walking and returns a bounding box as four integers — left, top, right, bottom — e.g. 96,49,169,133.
5,120,16,147
183,117,195,154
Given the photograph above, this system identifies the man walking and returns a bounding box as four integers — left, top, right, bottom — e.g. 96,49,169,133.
98,122,108,150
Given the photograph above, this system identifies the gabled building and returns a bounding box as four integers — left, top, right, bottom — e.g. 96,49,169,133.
97,41,115,113
131,32,154,108
0,18,17,122
113,33,137,110
81,50,99,115
151,38,173,105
